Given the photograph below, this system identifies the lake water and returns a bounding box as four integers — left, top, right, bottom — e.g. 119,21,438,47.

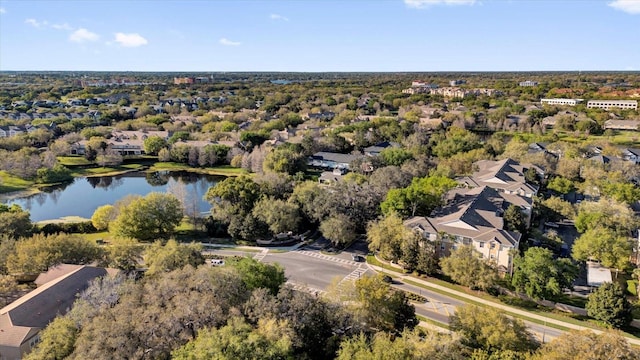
2,171,223,222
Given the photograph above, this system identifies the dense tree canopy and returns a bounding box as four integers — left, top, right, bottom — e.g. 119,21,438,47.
512,247,577,300
7,233,103,275
111,192,184,241
380,175,457,218
586,282,632,329
449,305,538,354
440,246,497,291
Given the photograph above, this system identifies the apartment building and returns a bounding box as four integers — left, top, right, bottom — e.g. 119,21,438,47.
586,100,638,110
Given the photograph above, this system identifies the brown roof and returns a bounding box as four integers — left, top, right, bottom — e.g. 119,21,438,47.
0,265,112,350
466,158,539,195
405,186,522,248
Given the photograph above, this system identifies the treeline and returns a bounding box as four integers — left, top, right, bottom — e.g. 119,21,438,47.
22,259,640,360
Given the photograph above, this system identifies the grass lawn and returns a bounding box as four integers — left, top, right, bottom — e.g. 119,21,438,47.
70,163,145,177
149,162,248,176
0,171,35,193
57,156,93,167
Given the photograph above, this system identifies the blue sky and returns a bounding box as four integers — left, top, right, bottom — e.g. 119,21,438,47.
0,0,638,72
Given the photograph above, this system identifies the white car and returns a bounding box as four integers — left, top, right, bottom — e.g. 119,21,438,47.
210,259,225,266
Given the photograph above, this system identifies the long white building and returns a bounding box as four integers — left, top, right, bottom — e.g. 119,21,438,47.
540,98,584,106
587,100,637,110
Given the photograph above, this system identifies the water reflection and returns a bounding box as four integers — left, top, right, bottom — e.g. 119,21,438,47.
2,171,222,221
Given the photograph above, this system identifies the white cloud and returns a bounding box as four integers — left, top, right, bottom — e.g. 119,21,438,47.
25,18,48,28
69,28,99,43
404,0,476,9
608,0,640,14
0,7,6,14
270,13,289,21
114,32,148,47
219,37,241,46
52,23,73,31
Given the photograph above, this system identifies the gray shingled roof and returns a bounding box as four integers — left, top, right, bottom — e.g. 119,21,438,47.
0,265,111,351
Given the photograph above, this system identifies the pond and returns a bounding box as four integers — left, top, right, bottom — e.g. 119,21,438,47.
2,171,224,222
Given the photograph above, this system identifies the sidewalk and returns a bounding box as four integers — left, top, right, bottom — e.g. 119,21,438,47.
368,264,640,346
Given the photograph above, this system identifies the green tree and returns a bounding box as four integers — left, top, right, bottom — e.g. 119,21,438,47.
354,274,418,333
337,329,467,360
111,192,183,241
440,245,497,290
586,282,632,328
381,175,457,218
503,204,526,233
90,204,115,231
574,198,637,236
430,127,481,158
540,196,576,222
530,330,640,360
144,239,204,276
263,146,307,175
172,317,294,360
143,135,168,155
205,175,261,214
320,214,357,247
0,275,19,306
105,237,143,272
7,233,104,275
229,257,286,296
367,212,406,262
380,147,414,166
547,177,575,194
571,228,633,270
512,247,577,300
252,197,301,235
0,204,33,239
24,316,78,360
449,305,538,353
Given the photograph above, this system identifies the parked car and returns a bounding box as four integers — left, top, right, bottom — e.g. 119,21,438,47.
210,259,225,266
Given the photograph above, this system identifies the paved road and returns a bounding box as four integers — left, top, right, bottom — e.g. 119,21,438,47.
262,251,374,293
392,279,563,342
207,244,594,343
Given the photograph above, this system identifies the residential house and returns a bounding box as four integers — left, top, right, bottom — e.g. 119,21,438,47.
0,125,26,138
318,168,346,185
307,151,364,170
363,141,400,157
604,120,640,131
0,265,116,360
306,111,335,121
404,186,526,273
71,130,170,156
458,158,542,198
621,148,640,164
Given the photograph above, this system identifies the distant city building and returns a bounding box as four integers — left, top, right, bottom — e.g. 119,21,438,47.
586,100,638,110
449,80,466,86
519,80,539,87
540,98,584,106
174,77,195,85
411,81,439,89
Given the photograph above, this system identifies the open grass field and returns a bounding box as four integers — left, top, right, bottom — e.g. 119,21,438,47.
0,171,34,193
148,162,248,176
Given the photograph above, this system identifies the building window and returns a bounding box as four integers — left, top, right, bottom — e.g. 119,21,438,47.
490,254,495,260
490,242,496,249
479,242,484,248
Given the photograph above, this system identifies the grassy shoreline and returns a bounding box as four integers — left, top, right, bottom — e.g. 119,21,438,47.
0,159,247,196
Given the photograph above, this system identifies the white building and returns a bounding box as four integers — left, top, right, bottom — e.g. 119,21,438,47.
586,100,638,110
519,81,539,87
540,98,584,106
